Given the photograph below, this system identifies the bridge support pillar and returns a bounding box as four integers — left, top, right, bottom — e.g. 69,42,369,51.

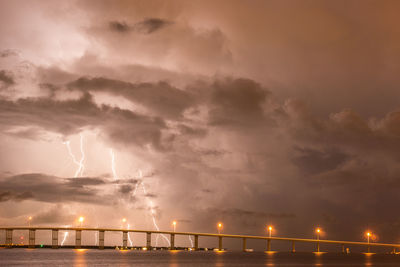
291,241,295,253
75,230,81,249
6,229,13,248
122,231,128,249
146,232,151,250
194,235,199,250
242,238,247,252
170,234,175,250
218,236,222,251
99,230,105,249
316,242,320,252
341,244,345,253
52,230,58,249
267,239,271,251
28,229,35,248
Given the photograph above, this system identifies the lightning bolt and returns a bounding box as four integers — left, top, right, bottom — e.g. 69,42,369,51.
127,224,133,247
189,235,194,248
138,170,170,247
61,232,69,246
94,229,98,246
110,148,117,180
61,134,86,246
109,149,170,247
63,133,85,177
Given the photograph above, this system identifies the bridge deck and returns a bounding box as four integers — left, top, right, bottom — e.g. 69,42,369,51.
1,227,398,248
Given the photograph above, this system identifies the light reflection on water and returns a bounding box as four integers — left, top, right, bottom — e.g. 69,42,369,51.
0,249,400,266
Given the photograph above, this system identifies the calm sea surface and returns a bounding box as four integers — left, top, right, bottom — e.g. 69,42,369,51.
1,249,400,266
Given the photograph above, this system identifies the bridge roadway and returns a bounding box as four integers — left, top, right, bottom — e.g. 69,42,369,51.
1,227,399,253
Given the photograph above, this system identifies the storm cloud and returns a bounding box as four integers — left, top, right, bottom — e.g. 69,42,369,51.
1,0,400,248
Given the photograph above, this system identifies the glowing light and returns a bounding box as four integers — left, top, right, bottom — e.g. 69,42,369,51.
172,220,177,232
78,216,84,227
267,225,273,238
122,218,127,223
218,223,223,234
316,228,321,240
366,231,373,244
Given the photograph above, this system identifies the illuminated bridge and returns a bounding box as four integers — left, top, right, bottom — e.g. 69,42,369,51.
1,227,399,253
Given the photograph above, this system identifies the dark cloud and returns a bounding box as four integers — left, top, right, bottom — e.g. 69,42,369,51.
0,70,14,86
133,18,172,34
208,78,270,127
118,184,134,194
0,191,33,202
0,49,19,58
292,147,348,175
0,92,169,149
109,20,130,32
0,173,109,204
67,77,196,119
108,18,172,34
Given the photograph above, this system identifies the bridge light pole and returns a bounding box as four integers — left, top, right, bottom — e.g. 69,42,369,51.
78,216,84,227
267,225,273,251
268,226,273,238
28,216,32,227
316,228,321,252
316,228,321,240
217,223,223,234
121,218,127,229
366,232,372,253
172,221,177,232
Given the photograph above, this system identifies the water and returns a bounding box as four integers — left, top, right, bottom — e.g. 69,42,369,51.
1,249,400,266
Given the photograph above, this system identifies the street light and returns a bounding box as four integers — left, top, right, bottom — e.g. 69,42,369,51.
121,218,127,229
172,221,177,232
78,216,84,227
267,225,273,238
28,216,32,227
366,232,371,244
316,228,321,240
218,223,223,234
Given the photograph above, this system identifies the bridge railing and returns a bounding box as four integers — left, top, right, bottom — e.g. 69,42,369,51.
0,227,398,253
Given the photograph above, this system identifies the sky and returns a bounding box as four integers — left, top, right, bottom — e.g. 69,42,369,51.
1,0,400,249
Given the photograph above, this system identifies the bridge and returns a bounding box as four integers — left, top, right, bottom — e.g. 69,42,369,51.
1,227,399,253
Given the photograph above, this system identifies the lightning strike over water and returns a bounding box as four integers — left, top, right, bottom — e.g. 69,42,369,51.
61,134,86,246
189,235,194,248
138,170,170,247
61,232,69,246
127,224,133,247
